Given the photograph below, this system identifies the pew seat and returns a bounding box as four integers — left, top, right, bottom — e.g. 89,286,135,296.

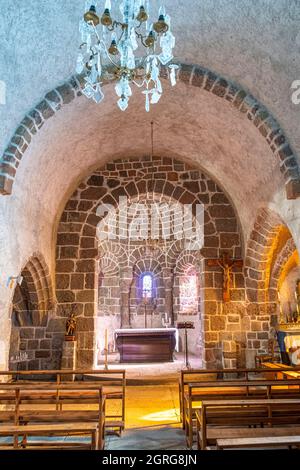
216,435,300,449
0,422,100,450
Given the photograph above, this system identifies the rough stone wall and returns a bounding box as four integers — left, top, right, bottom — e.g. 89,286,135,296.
242,209,300,366
1,2,300,373
6,161,299,370
8,255,59,371
55,155,243,368
97,245,203,358
7,160,298,371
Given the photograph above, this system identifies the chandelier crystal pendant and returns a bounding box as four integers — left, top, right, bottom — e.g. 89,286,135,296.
76,1,178,111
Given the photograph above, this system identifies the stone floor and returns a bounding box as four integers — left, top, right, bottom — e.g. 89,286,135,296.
97,352,202,384
0,380,188,450
105,382,187,449
124,385,180,428
0,358,198,450
106,425,187,450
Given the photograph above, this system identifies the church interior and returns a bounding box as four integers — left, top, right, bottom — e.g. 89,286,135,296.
1,0,300,452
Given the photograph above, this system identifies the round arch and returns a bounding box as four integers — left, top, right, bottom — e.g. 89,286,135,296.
1,63,299,200
55,155,243,367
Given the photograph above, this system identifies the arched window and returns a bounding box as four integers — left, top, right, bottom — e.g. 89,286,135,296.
142,273,153,300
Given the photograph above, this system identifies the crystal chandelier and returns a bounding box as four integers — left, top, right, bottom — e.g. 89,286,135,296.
76,1,178,111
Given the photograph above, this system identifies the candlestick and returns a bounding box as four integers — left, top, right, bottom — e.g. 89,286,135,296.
104,329,108,370
162,313,170,328
295,291,300,322
144,300,147,329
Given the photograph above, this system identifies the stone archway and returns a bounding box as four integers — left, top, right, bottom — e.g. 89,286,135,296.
243,208,299,365
9,253,54,370
55,155,243,368
1,63,299,199
244,208,292,304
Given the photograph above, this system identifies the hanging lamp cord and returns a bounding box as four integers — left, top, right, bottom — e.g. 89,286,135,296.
150,120,154,196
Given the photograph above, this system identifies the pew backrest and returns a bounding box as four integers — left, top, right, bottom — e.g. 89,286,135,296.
198,397,300,449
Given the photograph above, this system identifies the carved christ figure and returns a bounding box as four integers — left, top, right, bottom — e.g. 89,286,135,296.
207,252,243,303
218,253,235,303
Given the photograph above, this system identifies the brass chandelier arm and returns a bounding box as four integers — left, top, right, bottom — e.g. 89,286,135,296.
78,2,177,110
135,30,155,50
107,20,128,33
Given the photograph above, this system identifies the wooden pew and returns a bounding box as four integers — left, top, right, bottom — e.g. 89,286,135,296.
0,384,106,449
197,398,300,450
262,362,300,380
184,379,300,448
179,366,300,427
0,423,100,450
216,435,300,450
196,420,300,450
0,369,126,435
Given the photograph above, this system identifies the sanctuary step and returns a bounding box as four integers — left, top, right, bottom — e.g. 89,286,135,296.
97,352,202,385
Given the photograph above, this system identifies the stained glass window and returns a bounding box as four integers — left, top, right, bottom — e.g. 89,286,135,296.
142,274,153,300
180,271,198,313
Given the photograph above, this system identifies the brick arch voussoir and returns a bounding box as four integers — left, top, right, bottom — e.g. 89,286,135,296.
244,209,289,302
23,253,53,311
270,237,297,290
174,251,201,276
2,65,300,198
133,258,162,278
99,253,120,277
13,253,53,326
76,183,199,249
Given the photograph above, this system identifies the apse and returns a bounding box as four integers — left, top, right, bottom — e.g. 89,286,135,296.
2,0,300,455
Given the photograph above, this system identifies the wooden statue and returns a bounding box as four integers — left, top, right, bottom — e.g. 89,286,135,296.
65,312,76,340
207,252,243,302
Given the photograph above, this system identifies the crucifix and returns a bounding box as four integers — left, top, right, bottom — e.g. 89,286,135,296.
207,252,243,302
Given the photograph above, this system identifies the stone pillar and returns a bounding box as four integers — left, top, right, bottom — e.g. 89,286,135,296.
61,340,77,381
120,268,133,328
163,268,175,326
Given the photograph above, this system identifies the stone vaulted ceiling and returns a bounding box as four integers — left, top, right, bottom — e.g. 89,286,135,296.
0,1,300,357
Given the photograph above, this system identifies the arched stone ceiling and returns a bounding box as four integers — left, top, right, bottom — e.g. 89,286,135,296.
1,0,300,158
2,79,285,250
2,64,299,198
0,0,300,284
